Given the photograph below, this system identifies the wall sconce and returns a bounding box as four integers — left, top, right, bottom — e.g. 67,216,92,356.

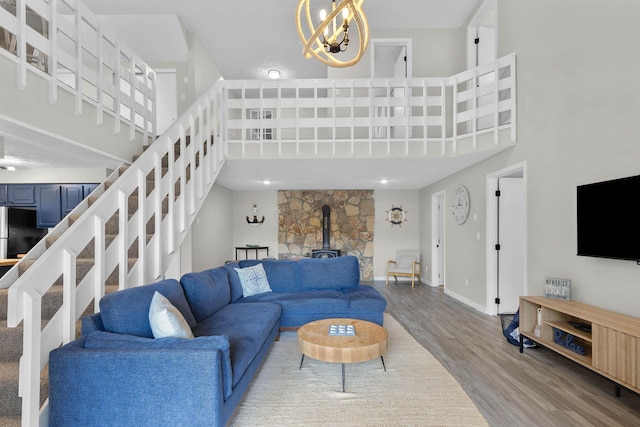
246,204,265,227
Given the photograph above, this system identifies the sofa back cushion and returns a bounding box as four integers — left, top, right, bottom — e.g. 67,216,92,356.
297,256,360,290
222,262,244,302
238,259,298,293
180,268,231,322
99,279,196,338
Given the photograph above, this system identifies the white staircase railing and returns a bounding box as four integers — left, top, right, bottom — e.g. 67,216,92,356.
5,83,224,426
0,0,156,142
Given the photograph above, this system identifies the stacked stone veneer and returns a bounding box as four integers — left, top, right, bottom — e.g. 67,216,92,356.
278,190,374,280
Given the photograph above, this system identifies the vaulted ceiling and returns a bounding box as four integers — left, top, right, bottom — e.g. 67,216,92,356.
1,0,502,191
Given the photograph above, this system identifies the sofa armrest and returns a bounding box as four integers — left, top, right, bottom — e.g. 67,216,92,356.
49,336,227,427
81,312,105,335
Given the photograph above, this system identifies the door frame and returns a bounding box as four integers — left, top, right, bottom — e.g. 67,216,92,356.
466,0,497,69
431,190,446,288
370,38,412,78
485,161,527,315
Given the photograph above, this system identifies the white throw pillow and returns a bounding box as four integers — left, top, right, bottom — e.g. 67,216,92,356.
148,291,194,339
234,263,272,297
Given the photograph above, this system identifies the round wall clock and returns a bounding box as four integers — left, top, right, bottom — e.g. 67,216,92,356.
386,206,407,226
451,185,470,225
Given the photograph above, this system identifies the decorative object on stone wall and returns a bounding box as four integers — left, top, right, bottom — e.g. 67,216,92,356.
278,190,374,279
386,205,407,227
246,204,265,227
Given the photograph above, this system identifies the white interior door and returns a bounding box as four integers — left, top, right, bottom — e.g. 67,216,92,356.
437,196,445,286
431,191,445,287
391,46,407,139
496,177,525,313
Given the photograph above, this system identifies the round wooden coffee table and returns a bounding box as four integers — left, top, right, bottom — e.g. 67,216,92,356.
297,318,388,392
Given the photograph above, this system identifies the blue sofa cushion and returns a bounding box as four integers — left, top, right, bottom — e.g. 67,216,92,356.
84,331,233,399
222,262,244,303
297,256,360,290
238,259,299,292
181,268,231,322
192,302,281,388
240,290,350,314
99,279,197,338
344,286,388,312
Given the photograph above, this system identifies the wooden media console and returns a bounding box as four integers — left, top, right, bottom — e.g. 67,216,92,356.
519,296,640,396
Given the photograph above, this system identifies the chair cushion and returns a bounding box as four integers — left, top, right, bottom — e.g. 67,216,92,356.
396,255,416,269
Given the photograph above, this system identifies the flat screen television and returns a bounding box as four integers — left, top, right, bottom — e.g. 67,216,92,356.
577,174,640,261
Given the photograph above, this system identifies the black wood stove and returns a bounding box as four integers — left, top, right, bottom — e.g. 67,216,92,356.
311,205,341,258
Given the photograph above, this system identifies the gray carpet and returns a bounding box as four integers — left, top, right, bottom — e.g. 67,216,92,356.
230,314,488,426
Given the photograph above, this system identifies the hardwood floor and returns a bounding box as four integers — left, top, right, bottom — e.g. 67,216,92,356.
370,281,640,427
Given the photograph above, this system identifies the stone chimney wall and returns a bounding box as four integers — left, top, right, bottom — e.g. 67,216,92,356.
278,190,374,279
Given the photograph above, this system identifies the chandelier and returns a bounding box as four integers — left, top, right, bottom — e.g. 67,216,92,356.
296,0,369,68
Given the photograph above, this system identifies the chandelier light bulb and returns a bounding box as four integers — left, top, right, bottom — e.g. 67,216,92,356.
296,0,369,68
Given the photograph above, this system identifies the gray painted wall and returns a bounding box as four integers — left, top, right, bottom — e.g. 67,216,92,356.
421,0,640,316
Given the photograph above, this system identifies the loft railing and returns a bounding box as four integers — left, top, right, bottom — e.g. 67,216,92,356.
4,84,223,426
221,54,516,159
0,0,155,141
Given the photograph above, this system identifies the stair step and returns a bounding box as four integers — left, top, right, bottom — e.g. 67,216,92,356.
0,361,48,418
44,234,153,261
68,212,157,236
17,257,138,287
0,287,62,322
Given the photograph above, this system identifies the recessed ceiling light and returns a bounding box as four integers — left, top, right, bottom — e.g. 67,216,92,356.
267,69,281,80
263,180,271,185
380,179,388,184
6,166,15,171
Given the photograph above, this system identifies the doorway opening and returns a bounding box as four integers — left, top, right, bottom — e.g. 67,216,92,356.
370,38,412,79
431,191,446,288
485,162,527,315
370,39,412,139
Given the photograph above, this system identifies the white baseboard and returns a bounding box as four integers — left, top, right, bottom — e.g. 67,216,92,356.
444,288,487,313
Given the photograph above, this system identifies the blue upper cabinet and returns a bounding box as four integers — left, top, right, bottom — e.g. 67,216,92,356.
61,185,84,217
0,183,98,228
36,185,62,228
8,185,36,205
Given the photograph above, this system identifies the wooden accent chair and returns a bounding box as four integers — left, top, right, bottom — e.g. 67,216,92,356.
386,250,421,288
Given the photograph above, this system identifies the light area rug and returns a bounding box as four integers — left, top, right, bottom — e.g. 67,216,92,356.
230,314,488,426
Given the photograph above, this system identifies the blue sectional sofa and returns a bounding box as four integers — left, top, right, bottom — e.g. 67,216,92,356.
48,255,386,426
